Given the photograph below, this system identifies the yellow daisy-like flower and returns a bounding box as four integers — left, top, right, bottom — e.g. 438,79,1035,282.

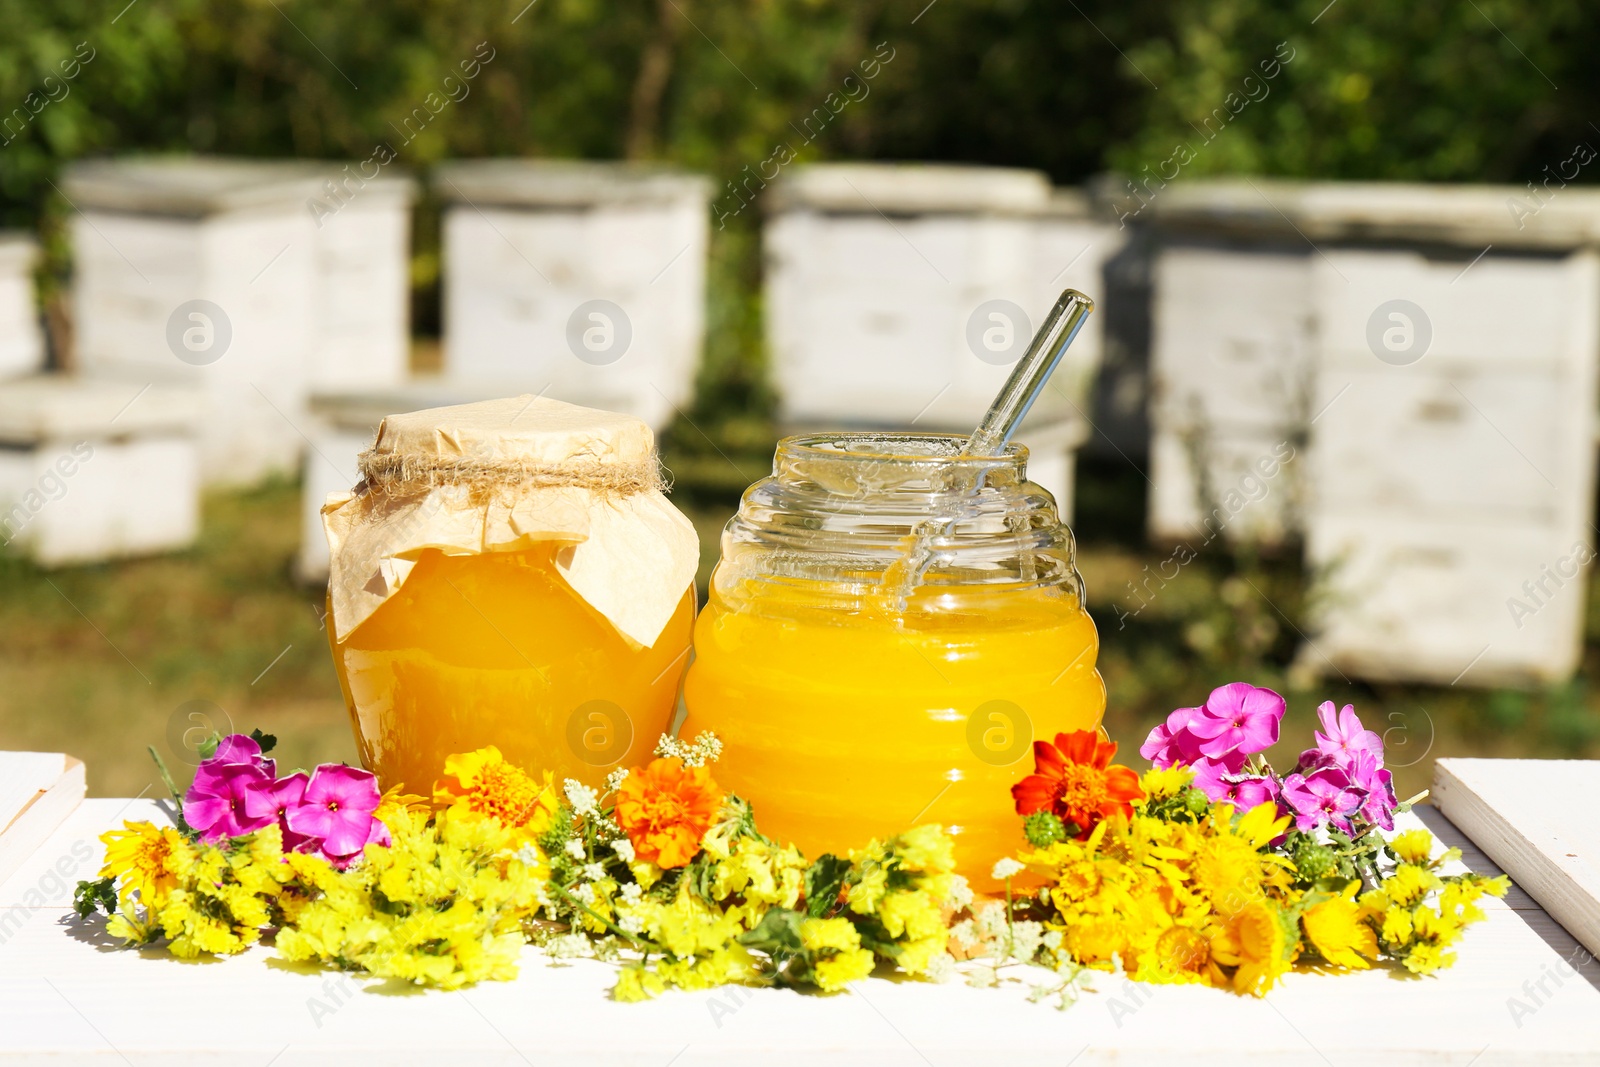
1211,900,1291,996
799,916,876,991
814,947,876,991
891,824,955,874
1139,764,1195,800
1388,829,1435,866
1383,863,1441,908
100,821,192,909
1380,905,1414,947
433,746,558,843
1302,883,1377,969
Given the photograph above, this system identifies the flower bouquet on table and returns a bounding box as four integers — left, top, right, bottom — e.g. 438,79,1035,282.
75,731,961,997
75,683,1507,1006
963,683,1507,1006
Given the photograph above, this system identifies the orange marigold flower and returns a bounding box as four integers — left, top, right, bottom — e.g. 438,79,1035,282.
1011,729,1144,837
613,756,723,869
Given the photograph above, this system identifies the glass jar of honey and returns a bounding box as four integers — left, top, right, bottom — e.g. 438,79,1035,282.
681,431,1104,886
321,396,699,795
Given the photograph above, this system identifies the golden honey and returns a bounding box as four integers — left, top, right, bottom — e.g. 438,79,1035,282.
330,545,694,795
681,432,1104,886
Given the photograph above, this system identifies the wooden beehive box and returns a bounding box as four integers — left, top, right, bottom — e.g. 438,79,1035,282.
64,157,414,486
0,376,201,565
1146,243,1315,545
435,161,712,431
0,234,44,381
1307,243,1599,686
1142,180,1600,686
764,163,1123,517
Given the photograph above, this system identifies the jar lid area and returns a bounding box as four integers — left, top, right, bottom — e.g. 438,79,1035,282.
780,431,1025,464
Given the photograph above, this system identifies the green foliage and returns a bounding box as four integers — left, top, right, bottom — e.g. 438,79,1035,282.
1022,811,1068,847
72,875,117,919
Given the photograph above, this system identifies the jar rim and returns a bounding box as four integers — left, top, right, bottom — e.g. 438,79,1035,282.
776,431,1028,470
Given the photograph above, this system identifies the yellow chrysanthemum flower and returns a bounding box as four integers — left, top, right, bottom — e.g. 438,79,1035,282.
433,746,559,843
100,821,192,908
1211,901,1291,996
1302,884,1377,969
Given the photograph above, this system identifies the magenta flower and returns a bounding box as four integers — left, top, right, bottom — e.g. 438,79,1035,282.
286,765,382,864
244,771,320,852
1192,758,1281,811
210,733,276,777
1280,765,1363,835
1310,702,1384,765
184,761,276,841
1346,751,1398,832
1140,705,1212,769
1188,683,1284,761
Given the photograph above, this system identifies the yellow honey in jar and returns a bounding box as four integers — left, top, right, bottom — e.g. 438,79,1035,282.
682,432,1105,886
322,396,700,795
330,545,695,795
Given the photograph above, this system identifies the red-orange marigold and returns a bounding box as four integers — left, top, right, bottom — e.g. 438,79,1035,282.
1011,729,1144,837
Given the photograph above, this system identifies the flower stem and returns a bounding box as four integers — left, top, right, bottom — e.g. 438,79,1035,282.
147,745,184,807
547,882,666,955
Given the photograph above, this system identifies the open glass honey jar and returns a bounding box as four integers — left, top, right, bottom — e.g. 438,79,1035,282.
682,430,1105,884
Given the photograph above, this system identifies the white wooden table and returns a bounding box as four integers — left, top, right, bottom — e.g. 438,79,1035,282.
3,798,1598,1065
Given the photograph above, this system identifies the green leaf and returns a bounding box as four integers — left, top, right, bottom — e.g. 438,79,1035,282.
249,728,278,754
802,854,851,919
72,876,117,919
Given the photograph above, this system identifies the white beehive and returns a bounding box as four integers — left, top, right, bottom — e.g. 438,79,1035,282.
0,376,201,565
764,163,1124,518
293,380,539,583
1143,179,1600,685
1307,244,1600,686
65,158,415,486
0,235,44,380
1146,245,1314,544
435,161,712,430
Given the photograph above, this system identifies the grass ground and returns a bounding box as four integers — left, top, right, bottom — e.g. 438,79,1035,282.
1,453,1595,801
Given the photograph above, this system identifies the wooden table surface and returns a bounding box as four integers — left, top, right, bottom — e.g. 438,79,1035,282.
2,798,1598,1066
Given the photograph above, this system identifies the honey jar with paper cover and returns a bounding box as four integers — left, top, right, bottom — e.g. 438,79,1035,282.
322,395,699,794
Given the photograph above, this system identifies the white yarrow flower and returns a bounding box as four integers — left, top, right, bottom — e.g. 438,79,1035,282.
564,838,586,860
946,874,974,912
564,779,600,816
582,862,606,882
620,882,643,902
604,768,630,793
991,857,1025,881
573,883,596,905
611,837,636,863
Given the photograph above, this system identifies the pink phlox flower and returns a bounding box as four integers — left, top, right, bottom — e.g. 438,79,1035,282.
183,761,275,841
1186,683,1284,761
208,733,277,778
1140,705,1212,768
244,770,320,853
286,764,382,867
1346,751,1398,832
1311,701,1384,766
1280,764,1362,835
1192,757,1281,811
